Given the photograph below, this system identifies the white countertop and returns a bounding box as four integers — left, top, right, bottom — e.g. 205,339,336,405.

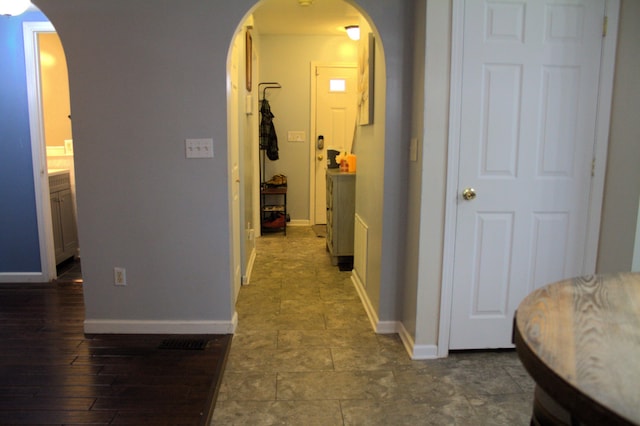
48,169,70,176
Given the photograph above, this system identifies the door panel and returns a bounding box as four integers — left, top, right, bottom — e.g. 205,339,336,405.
449,0,605,349
313,65,357,224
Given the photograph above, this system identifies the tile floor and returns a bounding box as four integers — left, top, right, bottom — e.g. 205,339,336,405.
212,227,535,425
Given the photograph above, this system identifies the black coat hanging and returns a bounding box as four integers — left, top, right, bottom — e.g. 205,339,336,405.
260,99,279,161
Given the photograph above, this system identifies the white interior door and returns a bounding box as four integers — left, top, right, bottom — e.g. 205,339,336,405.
313,65,357,224
229,35,242,302
449,0,606,349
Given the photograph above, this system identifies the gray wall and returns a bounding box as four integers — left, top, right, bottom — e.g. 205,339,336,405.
402,0,427,343
32,0,416,332
258,34,358,222
597,0,640,273
352,0,414,323
352,21,386,315
36,0,249,324
401,0,452,349
376,1,414,322
10,0,635,351
0,11,49,275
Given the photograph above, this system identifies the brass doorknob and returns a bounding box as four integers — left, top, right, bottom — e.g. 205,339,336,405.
318,154,323,161
462,188,476,201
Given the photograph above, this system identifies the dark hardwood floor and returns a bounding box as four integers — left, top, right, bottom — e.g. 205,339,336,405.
0,282,231,425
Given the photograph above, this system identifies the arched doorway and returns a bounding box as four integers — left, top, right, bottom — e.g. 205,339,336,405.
24,20,80,283
228,0,389,336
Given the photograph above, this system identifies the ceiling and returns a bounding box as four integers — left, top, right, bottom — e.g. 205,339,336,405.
251,0,362,36
28,0,362,37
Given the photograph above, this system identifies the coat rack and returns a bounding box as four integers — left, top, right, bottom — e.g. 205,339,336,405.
258,82,281,185
258,82,281,101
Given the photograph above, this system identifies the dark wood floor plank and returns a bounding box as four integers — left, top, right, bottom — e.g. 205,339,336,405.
0,282,231,426
0,409,116,424
111,412,204,425
0,396,96,410
33,384,115,398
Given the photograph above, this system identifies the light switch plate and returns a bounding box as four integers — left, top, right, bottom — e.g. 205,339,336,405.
246,94,253,115
185,138,214,158
409,138,418,162
287,131,305,142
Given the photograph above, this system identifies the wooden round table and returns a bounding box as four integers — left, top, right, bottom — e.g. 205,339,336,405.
514,273,640,425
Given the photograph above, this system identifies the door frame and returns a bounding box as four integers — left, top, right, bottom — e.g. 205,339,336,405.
23,21,57,283
309,61,357,225
437,0,620,357
228,30,242,303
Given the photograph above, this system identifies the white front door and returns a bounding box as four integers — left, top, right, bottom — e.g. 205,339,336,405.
449,0,606,349
313,65,357,224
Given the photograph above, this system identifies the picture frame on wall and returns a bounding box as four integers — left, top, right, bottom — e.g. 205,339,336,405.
358,32,375,125
245,30,252,92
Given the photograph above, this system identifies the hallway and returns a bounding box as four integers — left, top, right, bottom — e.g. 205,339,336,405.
213,227,534,425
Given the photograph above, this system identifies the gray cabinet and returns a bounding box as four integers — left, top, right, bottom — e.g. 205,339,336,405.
326,170,355,265
49,171,78,264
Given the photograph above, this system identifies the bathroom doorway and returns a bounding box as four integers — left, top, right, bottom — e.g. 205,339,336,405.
24,21,81,282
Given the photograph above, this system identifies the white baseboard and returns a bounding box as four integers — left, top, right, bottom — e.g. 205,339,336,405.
84,314,238,334
376,321,401,334
351,272,401,334
242,247,257,285
351,272,378,331
398,323,439,359
0,272,47,283
412,344,439,359
288,219,310,226
352,272,439,360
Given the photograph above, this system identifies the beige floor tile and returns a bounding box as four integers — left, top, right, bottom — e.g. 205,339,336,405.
217,372,277,401
229,330,278,351
276,370,397,400
226,347,334,373
340,397,478,426
331,346,414,371
213,400,344,426
213,227,533,425
467,393,533,426
277,329,379,349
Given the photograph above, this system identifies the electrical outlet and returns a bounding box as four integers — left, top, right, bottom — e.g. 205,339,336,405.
114,267,127,286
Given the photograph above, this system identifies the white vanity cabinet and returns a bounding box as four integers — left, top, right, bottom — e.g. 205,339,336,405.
326,169,355,266
49,170,78,264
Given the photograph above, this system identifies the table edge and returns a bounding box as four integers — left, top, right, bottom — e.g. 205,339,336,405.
513,315,635,426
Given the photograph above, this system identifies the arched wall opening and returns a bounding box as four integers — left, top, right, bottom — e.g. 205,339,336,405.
226,0,412,344
24,0,416,343
23,19,81,284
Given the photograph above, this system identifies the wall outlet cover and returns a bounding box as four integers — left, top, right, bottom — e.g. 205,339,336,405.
114,267,127,286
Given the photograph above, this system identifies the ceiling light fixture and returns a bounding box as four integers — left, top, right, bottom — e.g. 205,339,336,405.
298,0,313,6
345,25,360,41
0,0,31,16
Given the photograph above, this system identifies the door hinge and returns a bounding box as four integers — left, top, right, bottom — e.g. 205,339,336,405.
591,158,596,177
602,16,608,37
